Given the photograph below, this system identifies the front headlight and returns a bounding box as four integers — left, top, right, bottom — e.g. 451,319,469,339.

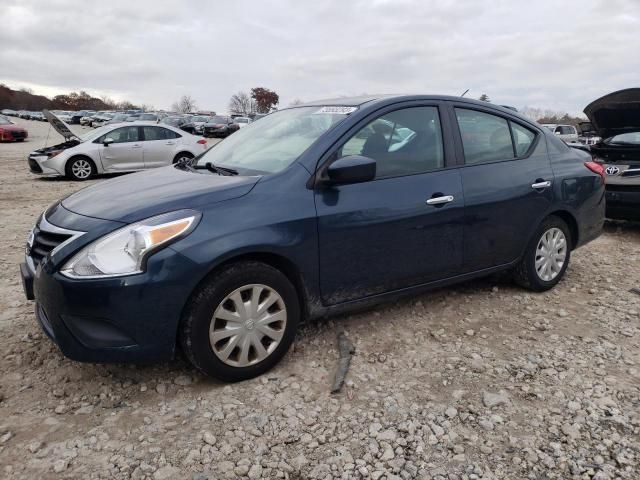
46,149,64,158
61,210,200,279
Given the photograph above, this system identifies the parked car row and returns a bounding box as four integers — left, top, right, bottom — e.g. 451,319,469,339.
2,109,47,121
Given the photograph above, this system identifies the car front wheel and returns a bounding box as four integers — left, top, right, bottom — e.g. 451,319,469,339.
179,261,300,382
513,216,571,291
173,152,194,164
65,157,96,181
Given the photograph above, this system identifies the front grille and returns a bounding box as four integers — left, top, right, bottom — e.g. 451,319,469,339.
12,131,26,140
606,184,640,193
28,157,43,173
29,227,72,265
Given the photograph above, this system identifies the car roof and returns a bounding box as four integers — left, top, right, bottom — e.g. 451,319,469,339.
299,94,539,129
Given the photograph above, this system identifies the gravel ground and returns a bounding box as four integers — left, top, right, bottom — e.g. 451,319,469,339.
0,118,639,480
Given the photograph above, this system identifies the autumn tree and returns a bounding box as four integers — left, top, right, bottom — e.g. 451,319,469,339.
251,87,279,114
228,91,256,116
171,95,197,113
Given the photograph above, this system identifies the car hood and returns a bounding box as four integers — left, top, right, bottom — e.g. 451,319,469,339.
43,110,80,141
584,88,640,139
62,166,260,223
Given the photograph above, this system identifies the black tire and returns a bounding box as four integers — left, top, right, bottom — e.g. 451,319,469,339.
179,261,300,382
65,156,96,181
173,152,194,164
513,215,571,292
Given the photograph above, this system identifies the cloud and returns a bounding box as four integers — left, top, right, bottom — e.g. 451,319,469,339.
0,0,638,114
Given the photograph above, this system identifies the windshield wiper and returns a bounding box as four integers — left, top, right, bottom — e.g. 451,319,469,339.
193,162,239,176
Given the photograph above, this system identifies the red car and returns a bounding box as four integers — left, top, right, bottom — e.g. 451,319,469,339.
0,116,28,142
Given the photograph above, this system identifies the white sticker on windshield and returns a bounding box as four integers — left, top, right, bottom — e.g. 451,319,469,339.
314,106,357,115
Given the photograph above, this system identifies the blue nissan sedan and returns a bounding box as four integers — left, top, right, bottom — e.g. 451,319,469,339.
20,95,605,381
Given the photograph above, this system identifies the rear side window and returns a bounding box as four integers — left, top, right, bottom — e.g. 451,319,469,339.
142,126,181,140
456,109,514,164
340,106,444,179
511,123,536,156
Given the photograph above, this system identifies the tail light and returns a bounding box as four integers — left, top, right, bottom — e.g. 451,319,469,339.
197,139,207,145
585,161,606,183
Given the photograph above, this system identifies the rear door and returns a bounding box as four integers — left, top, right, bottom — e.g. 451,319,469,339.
449,104,554,272
98,125,144,171
141,126,179,168
315,103,465,304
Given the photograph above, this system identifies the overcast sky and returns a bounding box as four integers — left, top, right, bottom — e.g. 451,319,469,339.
1,0,638,115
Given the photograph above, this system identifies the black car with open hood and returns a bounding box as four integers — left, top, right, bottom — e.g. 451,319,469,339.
585,88,640,220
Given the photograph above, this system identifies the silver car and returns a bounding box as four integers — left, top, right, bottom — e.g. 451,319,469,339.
28,111,208,180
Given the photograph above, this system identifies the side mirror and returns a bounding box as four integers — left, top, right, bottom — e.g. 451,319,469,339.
103,137,115,146
326,155,376,186
554,131,561,136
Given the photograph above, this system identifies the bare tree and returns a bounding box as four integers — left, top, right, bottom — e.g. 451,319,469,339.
289,98,304,106
228,92,255,116
171,95,197,113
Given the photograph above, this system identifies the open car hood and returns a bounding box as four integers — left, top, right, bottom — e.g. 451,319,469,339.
43,110,80,141
584,88,640,139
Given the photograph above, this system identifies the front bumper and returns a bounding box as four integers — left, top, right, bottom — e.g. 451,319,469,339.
20,209,204,364
605,186,640,220
28,154,63,175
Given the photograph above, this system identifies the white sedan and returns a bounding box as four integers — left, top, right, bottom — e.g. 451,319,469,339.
29,112,208,180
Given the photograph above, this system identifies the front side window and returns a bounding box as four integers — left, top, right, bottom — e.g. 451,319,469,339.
103,126,140,143
456,108,514,164
339,106,444,179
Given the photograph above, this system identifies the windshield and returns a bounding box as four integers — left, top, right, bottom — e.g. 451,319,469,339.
207,116,228,124
236,118,249,123
0,117,12,125
80,126,110,142
162,117,183,125
191,116,209,122
605,132,640,145
139,114,157,120
196,106,352,174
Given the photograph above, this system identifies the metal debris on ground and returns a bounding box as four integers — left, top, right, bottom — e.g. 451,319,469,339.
330,332,355,394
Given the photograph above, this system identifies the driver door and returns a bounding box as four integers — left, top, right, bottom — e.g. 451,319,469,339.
315,104,465,305
98,126,144,171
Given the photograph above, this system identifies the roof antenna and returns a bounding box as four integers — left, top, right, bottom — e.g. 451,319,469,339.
460,89,469,97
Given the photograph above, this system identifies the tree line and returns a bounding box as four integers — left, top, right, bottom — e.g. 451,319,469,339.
0,84,143,111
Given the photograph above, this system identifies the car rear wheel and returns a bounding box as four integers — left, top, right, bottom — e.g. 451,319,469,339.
513,216,571,291
65,156,96,181
179,261,300,382
173,152,194,164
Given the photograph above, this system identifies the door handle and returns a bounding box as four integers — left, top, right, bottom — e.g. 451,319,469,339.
131,144,142,149
531,180,551,189
165,141,175,145
426,195,454,205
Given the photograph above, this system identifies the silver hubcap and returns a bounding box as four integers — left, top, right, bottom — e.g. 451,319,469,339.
71,160,92,178
210,284,287,367
535,227,567,281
